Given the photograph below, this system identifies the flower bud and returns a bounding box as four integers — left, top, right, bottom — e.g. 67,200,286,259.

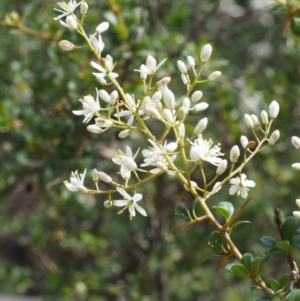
157,77,171,88
212,182,222,194
181,74,188,85
292,136,300,150
187,55,195,67
118,129,130,139
98,89,110,102
92,169,98,181
293,211,300,219
96,22,109,34
191,90,203,102
261,110,269,124
139,64,147,80
182,97,190,110
244,114,254,129
200,44,212,63
163,89,176,110
193,102,209,111
179,123,185,138
208,71,221,81
148,107,162,119
269,130,280,145
166,142,178,152
240,135,249,149
292,163,300,170
184,181,197,191
296,199,300,208
156,162,168,171
269,100,280,118
152,91,162,103
230,145,240,163
78,185,88,193
163,109,175,124
58,40,75,51
178,107,188,121
87,125,103,134
177,60,187,74
66,15,78,29
104,200,113,208
80,2,88,14
194,117,208,135
97,171,112,183
109,90,118,105
216,159,227,175
251,114,260,126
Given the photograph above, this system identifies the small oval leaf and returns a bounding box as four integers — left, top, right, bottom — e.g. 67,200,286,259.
208,231,223,252
260,236,277,248
282,216,298,242
174,204,192,221
276,240,291,253
241,253,253,266
231,264,250,277
250,258,265,277
267,278,279,292
212,201,234,221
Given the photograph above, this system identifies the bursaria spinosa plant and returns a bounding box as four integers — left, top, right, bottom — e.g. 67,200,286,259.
54,1,300,300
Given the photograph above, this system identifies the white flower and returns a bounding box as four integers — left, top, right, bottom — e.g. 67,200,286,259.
141,139,177,174
112,146,139,179
73,90,101,123
91,55,118,82
134,55,167,76
90,35,105,53
114,94,144,125
64,169,88,193
54,0,84,20
229,173,255,198
189,136,223,166
60,15,78,30
114,187,147,218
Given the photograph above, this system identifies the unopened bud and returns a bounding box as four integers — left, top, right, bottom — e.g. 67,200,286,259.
269,100,280,118
251,114,260,126
296,199,300,208
194,117,208,135
78,185,88,193
92,169,98,181
193,102,209,111
184,181,197,191
65,15,78,30
58,40,75,51
244,114,254,129
148,107,162,119
216,159,227,175
191,90,203,102
240,135,249,149
104,200,112,208
208,71,221,81
261,110,269,124
163,89,176,110
166,142,178,152
187,55,195,67
178,107,188,120
177,60,187,74
292,136,300,150
97,171,112,183
269,130,280,145
201,44,212,63
80,2,88,14
230,145,240,163
118,129,130,139
139,64,148,80
87,125,103,134
181,74,188,85
109,90,118,105
292,163,300,171
163,109,175,124
96,22,109,34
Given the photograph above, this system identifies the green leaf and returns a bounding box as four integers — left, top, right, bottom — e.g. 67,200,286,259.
260,236,277,248
282,216,298,242
267,278,279,292
288,289,300,301
276,240,291,253
264,248,286,261
212,201,234,221
230,220,251,230
174,204,192,221
241,253,253,266
208,231,223,252
229,264,250,277
198,254,223,265
296,226,300,234
291,18,300,37
264,3,286,12
251,286,261,291
250,258,265,277
292,236,300,250
279,274,290,288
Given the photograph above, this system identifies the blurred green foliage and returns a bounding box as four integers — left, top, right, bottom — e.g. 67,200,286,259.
1,0,300,300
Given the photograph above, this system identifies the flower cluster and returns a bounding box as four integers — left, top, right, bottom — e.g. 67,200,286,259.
55,1,281,220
